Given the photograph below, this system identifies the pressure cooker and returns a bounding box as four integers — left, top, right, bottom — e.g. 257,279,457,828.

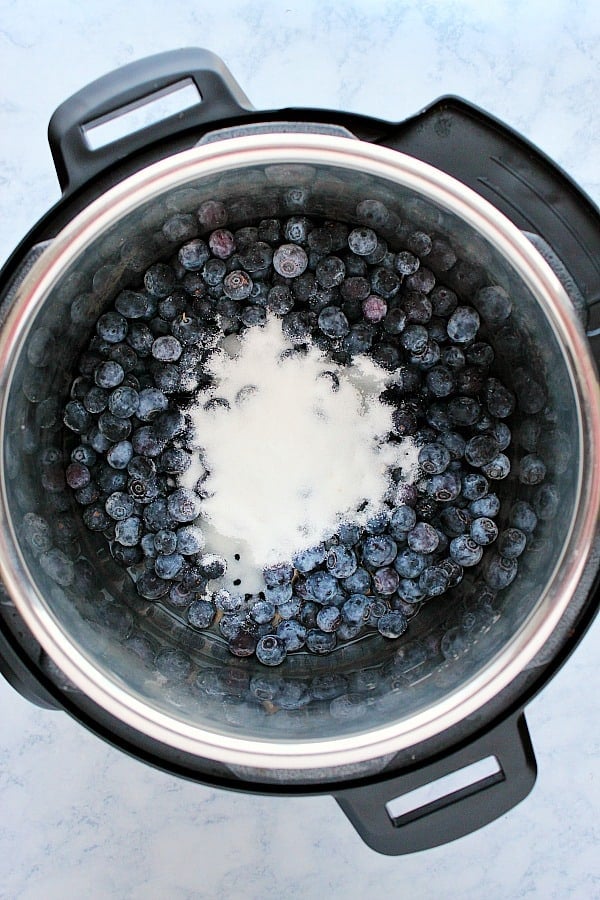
0,48,599,855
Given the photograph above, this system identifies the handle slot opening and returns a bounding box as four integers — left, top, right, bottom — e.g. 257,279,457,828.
385,755,504,827
82,78,202,150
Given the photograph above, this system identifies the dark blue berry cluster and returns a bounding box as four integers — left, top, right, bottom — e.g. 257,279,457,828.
63,197,538,667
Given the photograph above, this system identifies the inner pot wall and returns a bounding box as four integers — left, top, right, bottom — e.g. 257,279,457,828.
0,136,595,775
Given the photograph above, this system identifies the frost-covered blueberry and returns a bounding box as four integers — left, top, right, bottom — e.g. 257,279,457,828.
256,634,287,666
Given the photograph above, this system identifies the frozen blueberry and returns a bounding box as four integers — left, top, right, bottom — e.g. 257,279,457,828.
284,216,311,243
144,264,176,298
474,285,512,323
519,454,546,485
155,552,184,579
197,553,227,579
305,629,337,655
484,553,518,589
498,527,527,558
485,378,515,418
470,517,499,546
373,566,400,595
96,312,128,344
316,605,342,632
341,594,371,625
198,199,228,229
269,619,305,652
377,611,408,638
326,545,358,579
461,473,489,501
256,634,287,666
167,488,202,523
223,270,253,301
418,443,451,475
362,535,397,567
481,453,511,480
187,599,216,629
407,523,439,554
305,570,338,604
115,516,142,546
348,227,378,256
449,535,483,566
342,567,371,594
293,545,326,573
94,360,125,389
250,599,276,625
162,213,198,243
317,305,349,338
154,648,191,682
510,500,538,533
177,239,210,272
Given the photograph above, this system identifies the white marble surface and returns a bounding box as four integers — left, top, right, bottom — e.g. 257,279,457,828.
1,1,599,897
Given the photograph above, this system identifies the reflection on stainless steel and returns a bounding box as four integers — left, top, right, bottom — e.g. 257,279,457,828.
0,134,598,773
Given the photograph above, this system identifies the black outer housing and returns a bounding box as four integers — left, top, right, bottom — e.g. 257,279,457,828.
1,49,599,854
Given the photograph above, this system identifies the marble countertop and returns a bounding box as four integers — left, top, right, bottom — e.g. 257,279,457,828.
1,2,599,897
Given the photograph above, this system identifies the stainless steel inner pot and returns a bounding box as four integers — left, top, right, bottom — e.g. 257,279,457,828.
0,133,599,777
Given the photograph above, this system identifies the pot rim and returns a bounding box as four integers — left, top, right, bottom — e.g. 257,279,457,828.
0,133,599,770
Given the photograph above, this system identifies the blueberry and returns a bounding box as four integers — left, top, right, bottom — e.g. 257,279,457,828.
532,483,560,520
362,535,397,567
168,527,201,559
176,239,209,272
316,605,342,632
105,438,132,473
324,544,357,579
449,535,483,566
484,553,518,590
394,547,428,578
390,505,417,535
470,517,499,546
65,461,90,490
136,571,171,600
418,565,449,597
115,516,142,546
481,453,511,480
407,522,439,554
485,378,515,418
342,567,371,593
96,312,128,344
373,566,400,595
510,500,538,533
250,599,276,624
369,266,400,300
383,307,407,335
463,434,499,467
276,619,306,650
474,285,512,323
223,270,253,300
461,473,489,501
400,323,428,355
94,360,124,389
284,216,311,243
154,552,184,579
105,491,135,521
154,648,191,682
316,256,346,289
498,527,527,558
427,471,462,504
305,629,337,654
162,213,198,243
362,294,388,323
197,553,227,579
188,599,216,629
241,305,267,327
198,200,228,229
337,523,361,546
419,442,451,474
108,386,139,418
229,631,259,658
395,251,420,275
377,611,408,639
519,454,546,485
426,365,455,398
151,335,182,362
144,264,176,298
341,326,374,360
126,322,154,356
267,284,294,315
153,529,178,554
262,563,293,588
305,570,338,603
341,594,371,625
469,494,501,518
348,227,378,256
167,488,202,523
256,634,287,666
293,545,326,573
397,578,426,604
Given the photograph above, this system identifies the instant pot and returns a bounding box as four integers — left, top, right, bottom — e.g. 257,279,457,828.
0,49,599,855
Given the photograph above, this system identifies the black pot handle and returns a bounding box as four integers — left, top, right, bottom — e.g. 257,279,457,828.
334,712,536,855
48,48,253,194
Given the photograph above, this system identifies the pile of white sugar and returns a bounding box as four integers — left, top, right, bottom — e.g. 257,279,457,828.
180,316,419,582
